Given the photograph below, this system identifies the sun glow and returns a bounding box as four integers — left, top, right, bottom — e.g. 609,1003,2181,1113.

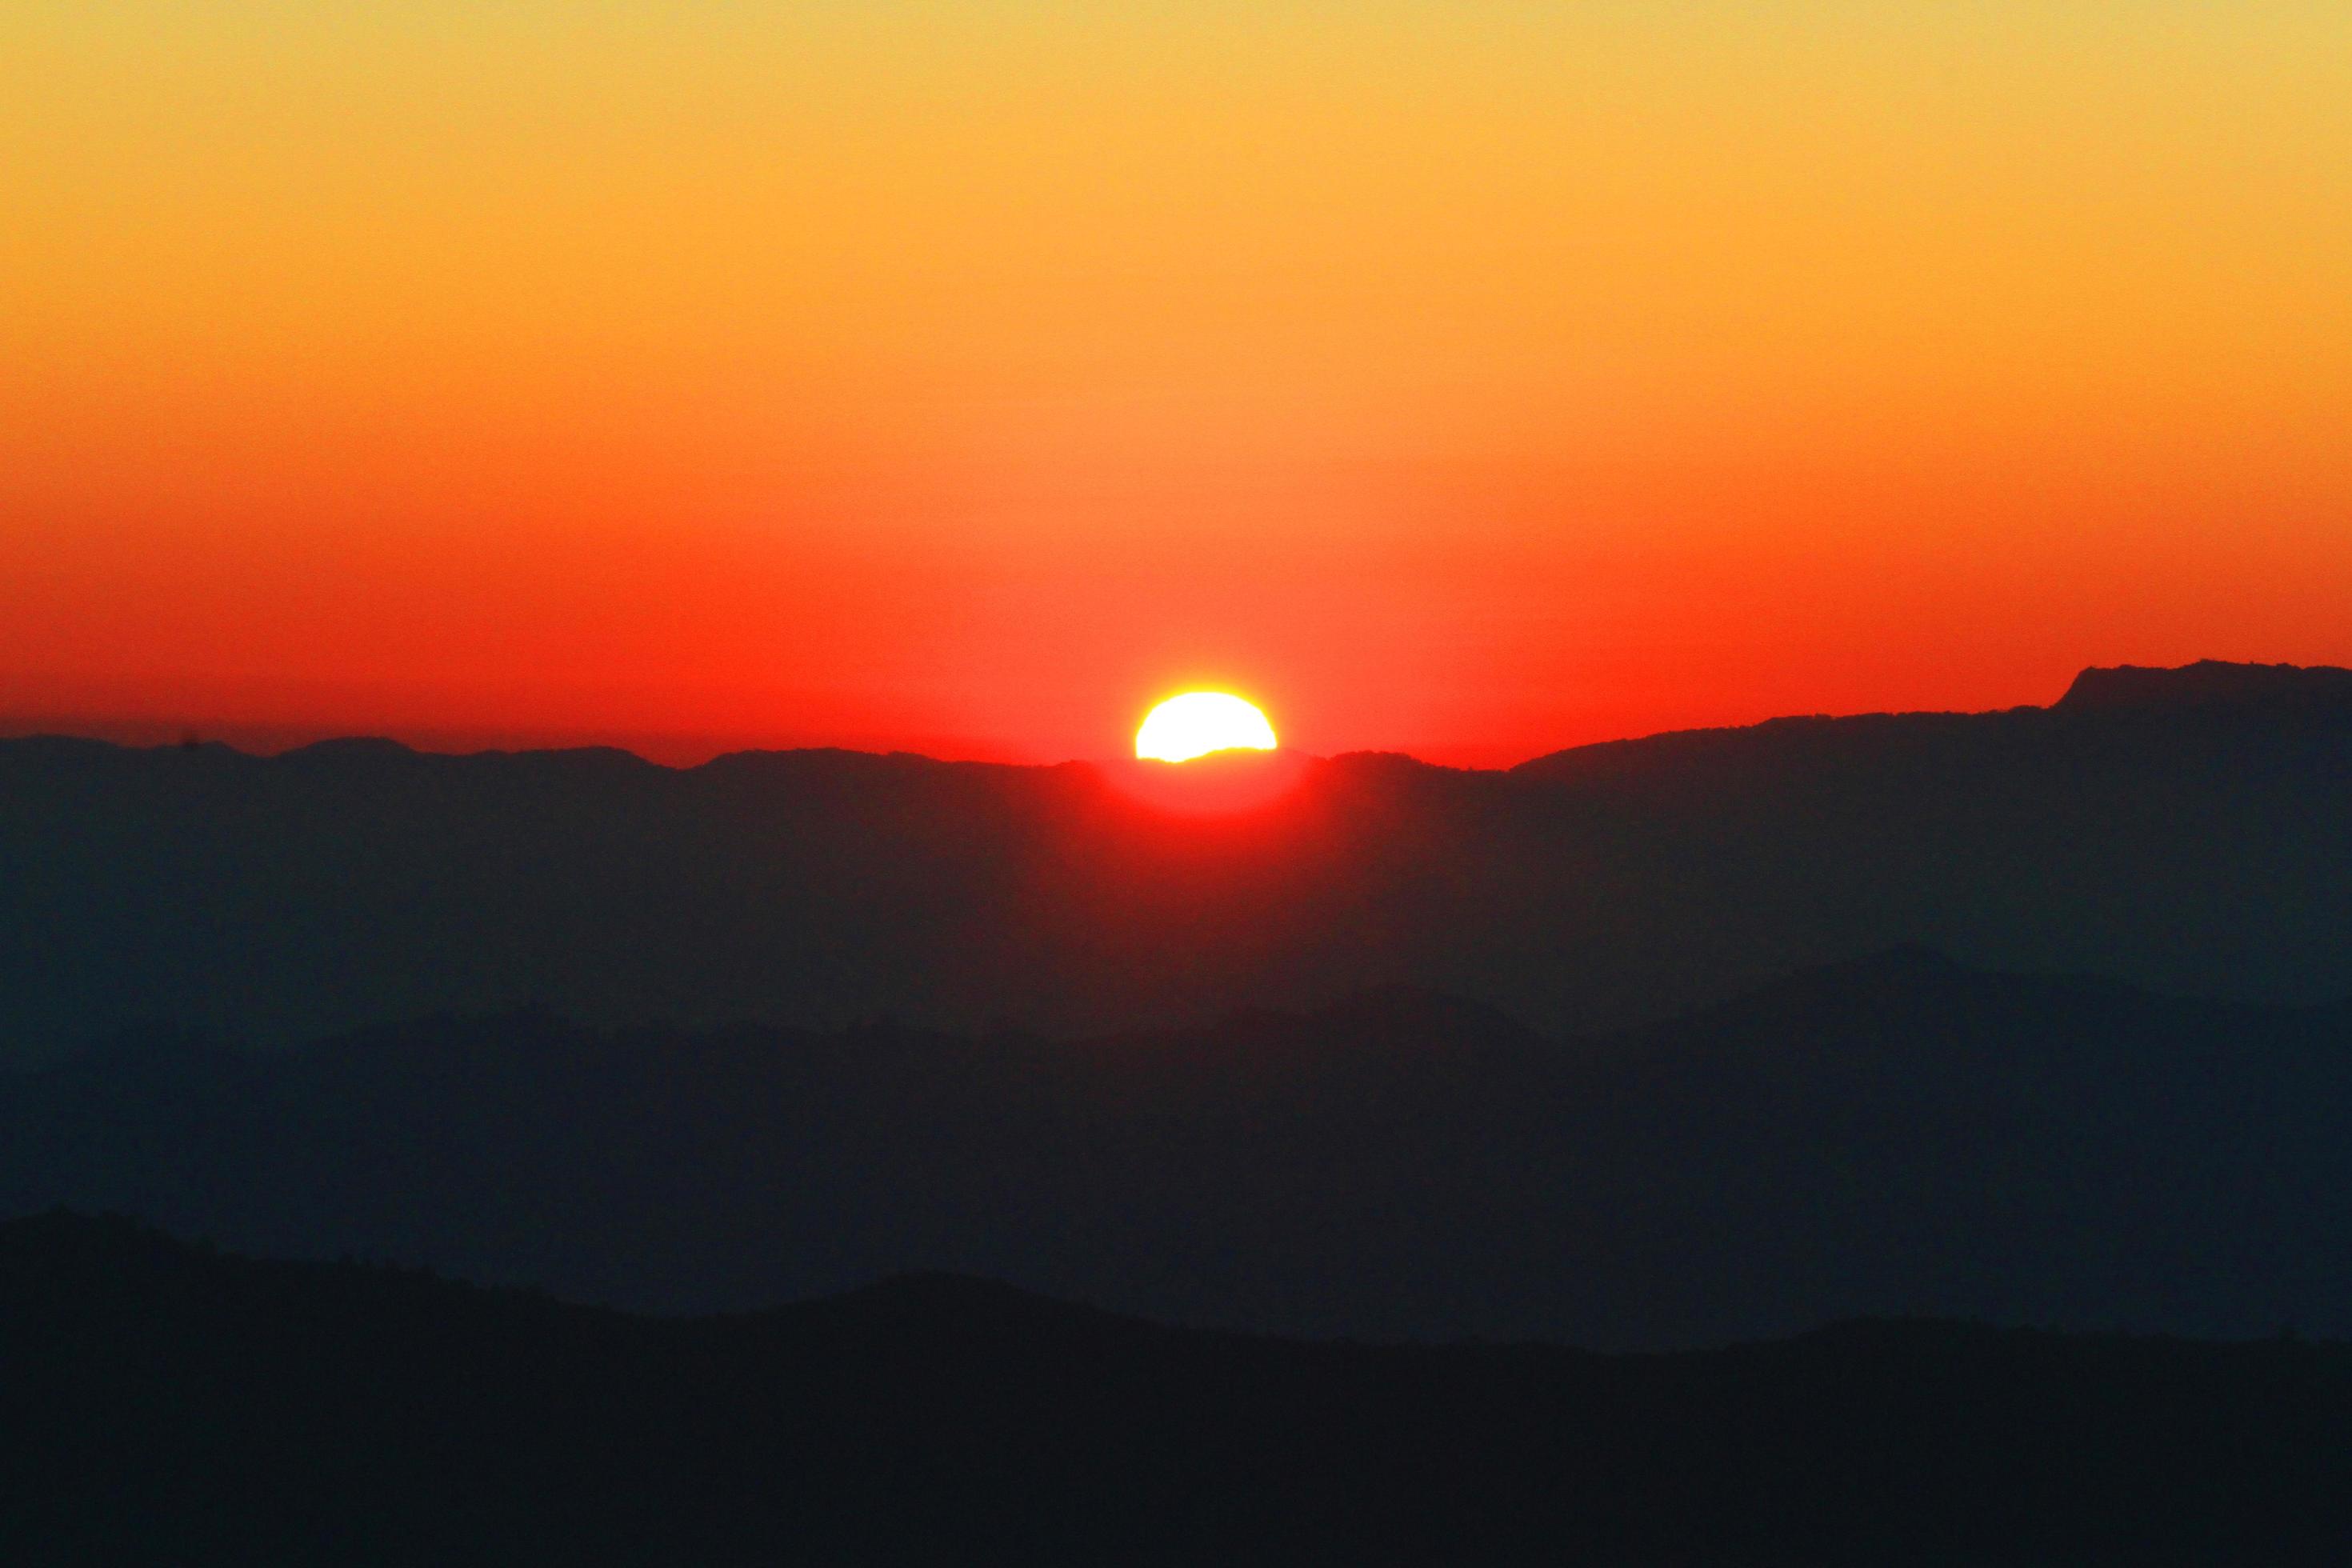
1134,693,1278,763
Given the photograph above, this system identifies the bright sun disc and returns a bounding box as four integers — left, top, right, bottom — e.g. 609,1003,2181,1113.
1135,692,1278,762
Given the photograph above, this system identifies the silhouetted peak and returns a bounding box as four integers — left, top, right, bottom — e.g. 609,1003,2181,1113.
492,744,660,773
1322,750,1458,778
694,746,1027,785
702,745,913,770
2055,660,2352,714
279,736,420,764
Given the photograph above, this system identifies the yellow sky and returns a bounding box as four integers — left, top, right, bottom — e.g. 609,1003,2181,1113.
5,3,2350,760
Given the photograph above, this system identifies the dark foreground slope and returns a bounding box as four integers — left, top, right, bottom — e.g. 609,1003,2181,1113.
8,954,2349,1346
6,1214,2346,1568
5,659,2350,1056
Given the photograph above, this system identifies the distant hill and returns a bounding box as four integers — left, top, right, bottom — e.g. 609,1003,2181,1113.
4,659,2350,1057
4,1212,2344,1566
2054,658,2352,712
6,954,2347,1347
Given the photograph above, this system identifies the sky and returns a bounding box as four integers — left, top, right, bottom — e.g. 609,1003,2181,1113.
5,2,2350,766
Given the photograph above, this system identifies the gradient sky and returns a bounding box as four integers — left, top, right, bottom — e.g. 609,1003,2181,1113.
6,3,2350,765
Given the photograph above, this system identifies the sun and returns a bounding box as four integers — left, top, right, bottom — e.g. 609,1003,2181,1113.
1135,692,1278,762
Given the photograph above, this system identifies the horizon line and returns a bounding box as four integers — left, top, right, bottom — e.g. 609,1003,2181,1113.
4,658,2340,775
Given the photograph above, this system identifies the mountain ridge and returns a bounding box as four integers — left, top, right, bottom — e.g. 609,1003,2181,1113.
6,952,2349,1347
11,658,2346,775
6,656,2350,1055
2055,659,2352,713
2,1209,2345,1566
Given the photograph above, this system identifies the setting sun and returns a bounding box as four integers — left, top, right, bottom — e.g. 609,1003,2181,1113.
1134,693,1278,763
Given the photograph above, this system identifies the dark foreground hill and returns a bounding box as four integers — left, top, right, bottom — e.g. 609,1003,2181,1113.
5,1213,2346,1567
5,658,2351,1057
8,953,2349,1347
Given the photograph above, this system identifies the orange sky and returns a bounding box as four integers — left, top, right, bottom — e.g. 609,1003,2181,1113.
6,4,2350,766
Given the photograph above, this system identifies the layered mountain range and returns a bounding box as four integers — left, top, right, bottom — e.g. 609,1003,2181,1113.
8,950,2347,1347
6,659,2350,1058
6,1212,2345,1566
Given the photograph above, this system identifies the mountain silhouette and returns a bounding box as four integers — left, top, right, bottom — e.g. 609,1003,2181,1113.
5,658,2350,1061
3,1211,2344,1566
2054,658,2352,712
6,953,2346,1347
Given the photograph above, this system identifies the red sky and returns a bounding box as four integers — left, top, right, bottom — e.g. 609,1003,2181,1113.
6,6,2350,766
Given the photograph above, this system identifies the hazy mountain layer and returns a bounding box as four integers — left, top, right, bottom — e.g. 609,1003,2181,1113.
5,1212,2343,1566
5,660,2350,1058
9,951,2347,1347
